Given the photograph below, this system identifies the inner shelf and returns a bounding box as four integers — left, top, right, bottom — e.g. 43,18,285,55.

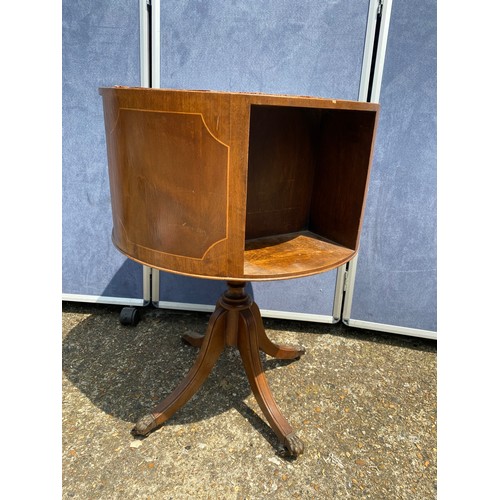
244,231,355,279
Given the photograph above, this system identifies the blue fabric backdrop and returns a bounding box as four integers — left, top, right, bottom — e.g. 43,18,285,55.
158,0,370,317
62,0,144,300
349,0,437,331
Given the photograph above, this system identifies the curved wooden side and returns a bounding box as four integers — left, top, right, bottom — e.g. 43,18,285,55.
104,101,231,277
100,87,378,282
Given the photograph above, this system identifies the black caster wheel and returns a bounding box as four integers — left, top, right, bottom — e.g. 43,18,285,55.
119,306,140,326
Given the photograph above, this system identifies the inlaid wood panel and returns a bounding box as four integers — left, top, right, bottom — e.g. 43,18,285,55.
113,109,229,259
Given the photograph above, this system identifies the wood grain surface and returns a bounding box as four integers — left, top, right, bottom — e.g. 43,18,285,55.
99,87,379,280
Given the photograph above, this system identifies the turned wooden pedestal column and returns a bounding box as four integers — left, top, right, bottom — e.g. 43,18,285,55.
100,86,379,457
132,282,305,457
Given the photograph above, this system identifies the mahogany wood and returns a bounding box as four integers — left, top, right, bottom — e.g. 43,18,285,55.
245,106,321,240
133,282,305,457
100,86,379,281
310,109,378,250
244,231,355,280
99,87,379,456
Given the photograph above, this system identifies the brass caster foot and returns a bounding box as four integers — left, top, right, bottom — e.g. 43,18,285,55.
132,414,158,437
279,432,304,458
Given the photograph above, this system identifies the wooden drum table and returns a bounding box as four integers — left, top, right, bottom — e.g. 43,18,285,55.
100,87,379,457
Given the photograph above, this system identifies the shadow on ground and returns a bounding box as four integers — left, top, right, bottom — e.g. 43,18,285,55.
62,301,434,431
62,301,437,499
62,302,307,446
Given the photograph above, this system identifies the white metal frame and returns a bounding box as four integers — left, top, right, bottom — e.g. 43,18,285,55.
156,297,337,324
331,0,382,322
151,0,161,88
139,0,149,87
345,319,437,340
62,293,146,307
357,0,394,104
332,265,347,322
358,0,383,102
140,0,160,87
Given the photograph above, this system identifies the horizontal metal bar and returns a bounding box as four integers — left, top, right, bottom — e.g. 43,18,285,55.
344,318,437,340
259,309,335,324
155,301,336,324
62,294,146,307
155,300,215,313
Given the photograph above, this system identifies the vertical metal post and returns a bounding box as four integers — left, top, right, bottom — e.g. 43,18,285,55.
139,0,150,87
140,0,160,87
139,0,161,302
150,0,161,88
340,0,393,324
367,0,393,104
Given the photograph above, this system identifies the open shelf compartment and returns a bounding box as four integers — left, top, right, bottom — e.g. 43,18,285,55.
243,104,377,279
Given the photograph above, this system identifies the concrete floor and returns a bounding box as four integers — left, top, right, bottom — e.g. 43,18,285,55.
62,301,436,499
